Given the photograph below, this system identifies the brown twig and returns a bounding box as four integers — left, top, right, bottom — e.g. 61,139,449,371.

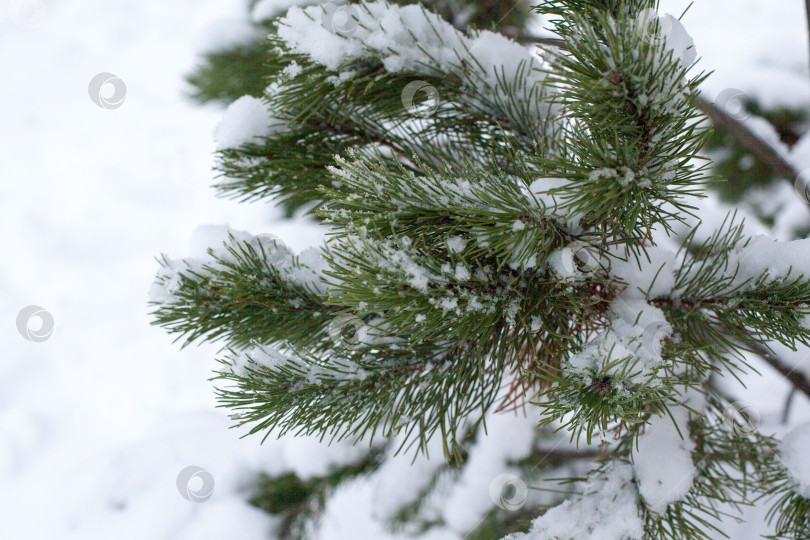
694,95,801,183
805,0,810,86
782,386,799,424
744,340,810,400
516,35,568,48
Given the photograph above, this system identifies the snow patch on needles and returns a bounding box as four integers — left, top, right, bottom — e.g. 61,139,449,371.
363,237,436,292
231,344,294,377
659,14,697,69
150,225,327,305
507,462,643,540
232,343,373,384
215,95,286,151
149,258,189,304
566,299,671,385
149,225,252,304
446,235,467,254
780,422,810,498
718,235,810,289
251,0,313,23
611,246,678,298
276,1,550,117
278,1,530,74
802,313,810,332
632,9,697,70
633,405,696,513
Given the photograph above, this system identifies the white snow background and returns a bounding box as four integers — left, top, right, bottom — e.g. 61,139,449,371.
1,0,809,538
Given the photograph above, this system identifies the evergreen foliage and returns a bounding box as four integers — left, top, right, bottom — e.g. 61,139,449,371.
188,0,532,106
154,0,810,537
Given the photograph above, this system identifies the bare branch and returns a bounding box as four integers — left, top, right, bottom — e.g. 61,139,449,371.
744,340,810,400
805,0,810,85
694,95,800,183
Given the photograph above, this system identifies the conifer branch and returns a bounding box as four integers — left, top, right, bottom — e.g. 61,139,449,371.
155,1,810,537
519,33,808,205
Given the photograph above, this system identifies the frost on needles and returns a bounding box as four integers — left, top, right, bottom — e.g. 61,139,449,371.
151,0,810,538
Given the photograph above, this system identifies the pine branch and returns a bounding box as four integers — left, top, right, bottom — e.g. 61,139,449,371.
529,5,710,255
214,19,559,212
156,2,810,537
215,341,507,460
150,235,331,349
672,220,810,399
519,34,809,209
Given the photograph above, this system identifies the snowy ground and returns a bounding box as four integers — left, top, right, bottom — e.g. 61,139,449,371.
1,0,809,539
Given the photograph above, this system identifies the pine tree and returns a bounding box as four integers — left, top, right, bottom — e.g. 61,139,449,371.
152,1,810,538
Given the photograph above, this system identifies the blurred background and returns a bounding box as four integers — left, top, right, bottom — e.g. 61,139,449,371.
1,0,809,538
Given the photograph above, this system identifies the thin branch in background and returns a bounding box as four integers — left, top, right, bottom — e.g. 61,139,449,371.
782,386,799,423
514,34,567,47
694,95,801,184
744,340,810,400
805,0,810,85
